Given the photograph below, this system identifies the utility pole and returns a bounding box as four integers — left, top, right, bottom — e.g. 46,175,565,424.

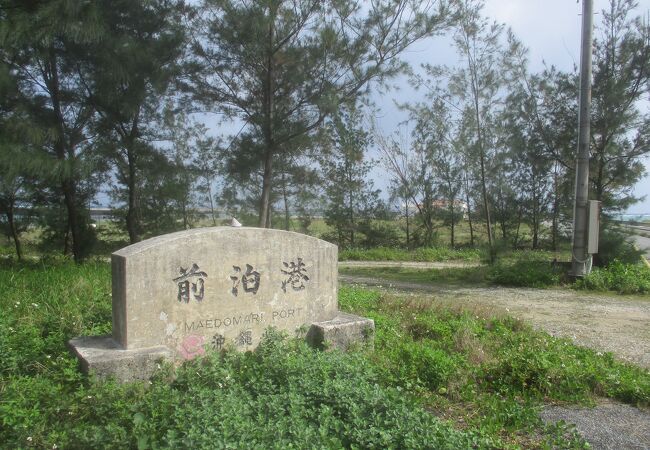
571,0,594,277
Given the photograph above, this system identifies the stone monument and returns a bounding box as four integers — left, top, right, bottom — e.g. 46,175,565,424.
69,227,374,382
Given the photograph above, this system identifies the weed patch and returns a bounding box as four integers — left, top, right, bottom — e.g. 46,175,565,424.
0,262,490,448
340,285,650,447
487,260,564,288
576,260,650,294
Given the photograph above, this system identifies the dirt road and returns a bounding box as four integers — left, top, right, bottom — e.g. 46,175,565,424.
339,274,650,368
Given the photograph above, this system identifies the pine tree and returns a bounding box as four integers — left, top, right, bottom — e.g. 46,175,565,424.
0,0,104,262
322,108,380,248
590,0,650,210
81,0,187,243
188,0,450,227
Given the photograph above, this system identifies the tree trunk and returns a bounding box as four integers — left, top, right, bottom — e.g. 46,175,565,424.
63,223,71,256
259,8,275,228
125,145,140,243
449,203,455,248
259,147,274,228
282,170,290,231
47,48,83,263
405,199,410,248
182,201,188,229
497,191,507,241
62,177,82,262
477,137,494,255
551,164,560,251
448,179,455,248
266,203,273,228
465,177,474,247
513,205,522,248
467,46,494,258
6,202,22,260
206,179,217,226
348,165,355,247
532,197,539,250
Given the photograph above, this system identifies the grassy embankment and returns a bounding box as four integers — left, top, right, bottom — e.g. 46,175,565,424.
1,261,649,448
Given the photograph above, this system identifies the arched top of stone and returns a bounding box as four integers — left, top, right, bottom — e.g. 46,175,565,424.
113,227,336,258
111,226,338,350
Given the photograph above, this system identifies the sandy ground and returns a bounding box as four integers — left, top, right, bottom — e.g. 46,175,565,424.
632,234,650,259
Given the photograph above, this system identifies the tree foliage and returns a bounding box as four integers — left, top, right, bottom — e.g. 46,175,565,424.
322,108,381,248
188,0,451,227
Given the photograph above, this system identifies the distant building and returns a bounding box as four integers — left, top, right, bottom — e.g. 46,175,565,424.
404,199,469,216
90,208,113,222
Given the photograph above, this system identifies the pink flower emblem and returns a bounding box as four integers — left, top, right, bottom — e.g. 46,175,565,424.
178,334,206,360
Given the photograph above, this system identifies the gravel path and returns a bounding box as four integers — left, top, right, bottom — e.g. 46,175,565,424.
340,269,650,450
540,399,650,450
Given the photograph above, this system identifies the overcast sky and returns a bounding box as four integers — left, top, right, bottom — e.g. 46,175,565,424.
371,0,650,214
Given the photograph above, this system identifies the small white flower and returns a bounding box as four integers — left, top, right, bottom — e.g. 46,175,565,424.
87,395,92,399
46,355,51,359
53,444,58,449
27,436,32,442
31,303,39,308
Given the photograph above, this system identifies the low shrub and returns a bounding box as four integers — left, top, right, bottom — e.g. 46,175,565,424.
487,260,563,288
358,221,402,248
576,260,650,294
1,335,488,449
339,286,650,407
0,263,488,449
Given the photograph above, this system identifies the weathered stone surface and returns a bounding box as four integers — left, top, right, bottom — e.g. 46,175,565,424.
68,336,173,382
307,313,375,351
70,227,374,381
111,227,338,355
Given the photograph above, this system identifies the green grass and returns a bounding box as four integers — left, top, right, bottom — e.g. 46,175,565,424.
486,260,565,288
1,261,649,448
340,286,650,447
340,266,488,286
339,246,486,262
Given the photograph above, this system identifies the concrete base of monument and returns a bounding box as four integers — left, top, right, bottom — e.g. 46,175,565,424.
69,313,375,382
306,312,375,351
68,336,174,383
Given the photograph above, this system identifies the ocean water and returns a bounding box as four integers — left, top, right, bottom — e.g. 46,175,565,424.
616,214,650,222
